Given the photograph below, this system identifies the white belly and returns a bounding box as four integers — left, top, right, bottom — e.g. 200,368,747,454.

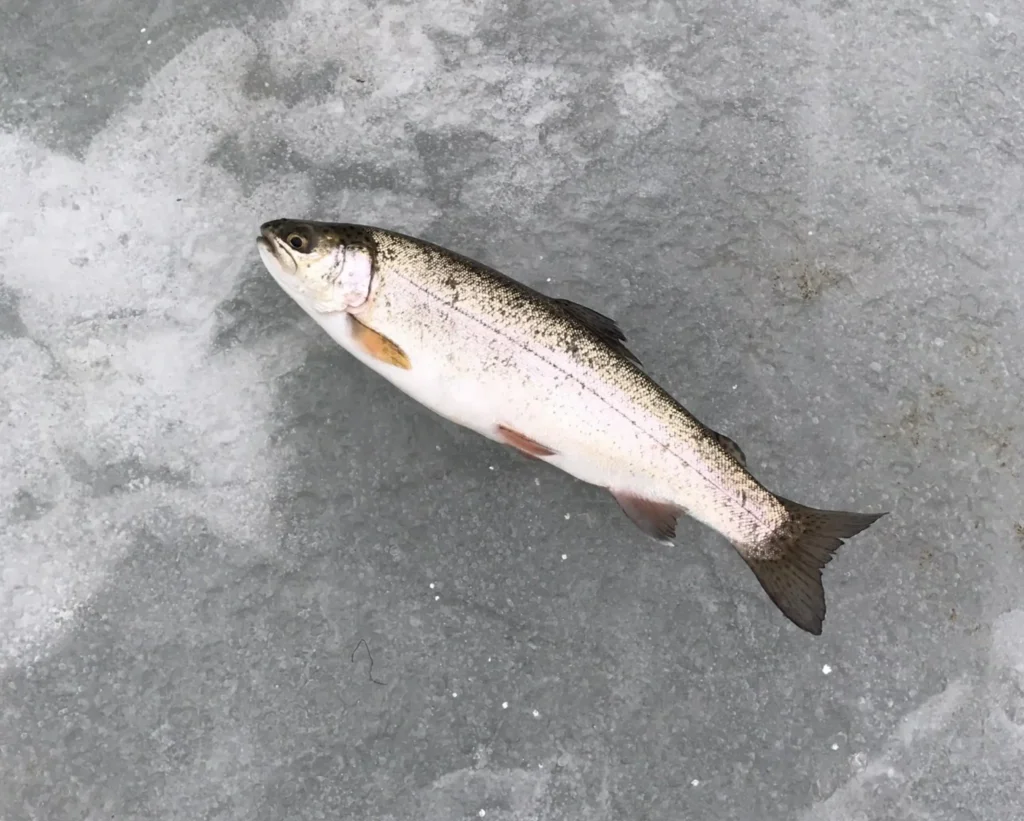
305,307,661,495
315,309,509,440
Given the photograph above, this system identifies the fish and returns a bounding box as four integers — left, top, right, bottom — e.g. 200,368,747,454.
256,218,886,635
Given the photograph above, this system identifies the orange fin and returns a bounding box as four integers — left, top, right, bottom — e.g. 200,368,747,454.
348,316,411,370
496,424,557,458
610,490,685,544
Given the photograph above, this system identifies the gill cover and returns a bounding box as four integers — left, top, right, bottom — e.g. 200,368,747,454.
260,219,377,312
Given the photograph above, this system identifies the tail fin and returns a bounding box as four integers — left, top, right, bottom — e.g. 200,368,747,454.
739,498,887,635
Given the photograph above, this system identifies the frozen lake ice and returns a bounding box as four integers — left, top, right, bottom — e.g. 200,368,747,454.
2,0,1023,818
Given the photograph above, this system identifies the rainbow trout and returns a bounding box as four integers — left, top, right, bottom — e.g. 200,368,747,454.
256,218,886,635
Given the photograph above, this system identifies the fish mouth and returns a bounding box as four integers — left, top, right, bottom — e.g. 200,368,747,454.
256,230,297,277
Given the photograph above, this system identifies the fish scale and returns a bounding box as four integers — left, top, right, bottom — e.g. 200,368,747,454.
256,218,886,635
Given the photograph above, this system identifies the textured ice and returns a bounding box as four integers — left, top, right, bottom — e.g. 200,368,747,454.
1,0,1023,818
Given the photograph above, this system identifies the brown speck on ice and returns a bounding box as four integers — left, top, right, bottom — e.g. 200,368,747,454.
773,257,845,302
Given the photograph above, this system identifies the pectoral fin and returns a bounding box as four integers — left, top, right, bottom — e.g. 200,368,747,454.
348,315,411,370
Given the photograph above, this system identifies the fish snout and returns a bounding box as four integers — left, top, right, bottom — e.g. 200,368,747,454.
256,222,298,277
260,219,288,241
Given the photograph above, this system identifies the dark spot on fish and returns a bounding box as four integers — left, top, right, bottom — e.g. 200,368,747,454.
441,272,462,306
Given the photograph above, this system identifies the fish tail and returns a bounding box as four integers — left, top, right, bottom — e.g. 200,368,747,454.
737,498,887,635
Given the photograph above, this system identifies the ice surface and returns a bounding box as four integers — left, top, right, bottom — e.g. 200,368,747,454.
1,0,1023,818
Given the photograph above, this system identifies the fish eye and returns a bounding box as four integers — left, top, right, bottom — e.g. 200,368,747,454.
286,232,310,252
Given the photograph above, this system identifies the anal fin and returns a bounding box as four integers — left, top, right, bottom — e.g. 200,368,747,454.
496,424,557,459
610,489,685,545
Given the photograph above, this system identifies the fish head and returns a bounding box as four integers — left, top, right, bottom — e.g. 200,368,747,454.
256,219,375,312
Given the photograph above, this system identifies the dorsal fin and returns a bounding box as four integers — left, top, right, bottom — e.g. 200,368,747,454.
551,297,643,369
